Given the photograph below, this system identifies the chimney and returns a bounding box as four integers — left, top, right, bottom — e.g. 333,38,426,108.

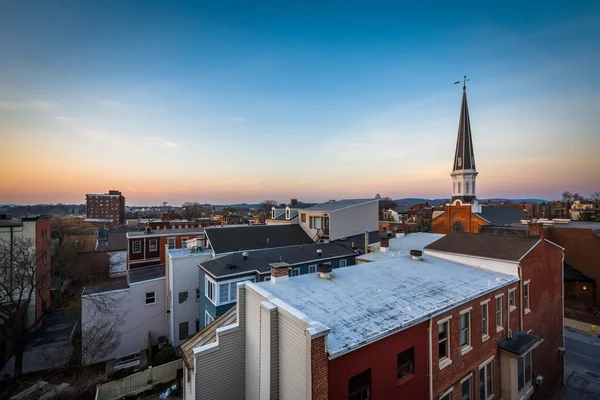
290,199,298,206
410,250,423,261
269,262,290,283
528,220,545,239
317,263,333,279
380,236,390,252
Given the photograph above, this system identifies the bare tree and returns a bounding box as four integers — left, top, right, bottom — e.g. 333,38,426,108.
591,192,600,202
181,202,204,221
260,200,278,213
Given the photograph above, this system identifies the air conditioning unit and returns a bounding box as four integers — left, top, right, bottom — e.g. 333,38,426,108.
535,375,544,385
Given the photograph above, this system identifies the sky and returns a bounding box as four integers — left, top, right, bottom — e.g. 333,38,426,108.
1,1,599,205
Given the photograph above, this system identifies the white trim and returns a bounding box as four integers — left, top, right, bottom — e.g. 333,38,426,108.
460,306,472,315
216,276,256,306
495,293,504,299
438,318,452,368
439,387,453,399
205,275,217,306
517,239,542,262
437,315,452,325
132,240,142,254
460,371,473,384
308,264,317,273
167,237,176,249
478,354,495,369
204,310,214,327
460,310,471,351
543,238,564,250
508,287,517,312
145,291,156,305
339,259,347,268
481,301,490,340
480,298,491,305
291,267,300,277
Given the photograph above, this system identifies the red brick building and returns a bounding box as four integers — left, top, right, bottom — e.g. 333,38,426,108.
86,190,126,225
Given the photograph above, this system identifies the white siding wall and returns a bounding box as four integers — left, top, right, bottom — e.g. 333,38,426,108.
329,201,379,241
424,249,520,276
245,288,263,399
278,309,309,399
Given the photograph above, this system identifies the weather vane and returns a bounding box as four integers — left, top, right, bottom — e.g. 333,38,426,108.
454,75,469,89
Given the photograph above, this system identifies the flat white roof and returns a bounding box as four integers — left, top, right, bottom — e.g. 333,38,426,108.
254,253,518,358
358,232,445,262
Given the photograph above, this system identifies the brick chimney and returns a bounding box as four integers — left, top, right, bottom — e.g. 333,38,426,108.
528,221,545,239
290,199,298,206
380,236,390,252
269,262,290,283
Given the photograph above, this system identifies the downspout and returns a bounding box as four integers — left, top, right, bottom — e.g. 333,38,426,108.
428,318,433,400
518,264,523,331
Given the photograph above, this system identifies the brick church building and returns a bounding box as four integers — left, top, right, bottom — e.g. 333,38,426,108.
432,81,524,234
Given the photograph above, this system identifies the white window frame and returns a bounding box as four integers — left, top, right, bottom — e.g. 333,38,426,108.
149,239,158,252
439,386,453,400
219,282,230,304
205,311,214,327
167,237,176,249
517,350,533,393
132,240,141,254
285,208,291,220
481,299,490,341
523,280,531,314
461,372,473,400
460,307,472,355
271,208,276,219
145,291,156,305
216,276,255,306
291,268,300,277
479,356,494,400
495,294,504,332
308,264,317,273
508,287,517,312
437,316,452,369
205,276,216,305
339,259,347,268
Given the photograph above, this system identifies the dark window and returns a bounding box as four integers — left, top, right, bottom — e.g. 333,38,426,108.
178,291,188,304
453,221,464,232
462,375,471,400
439,321,449,360
195,319,200,332
301,213,306,223
145,292,156,305
349,369,370,400
397,347,414,379
179,321,189,341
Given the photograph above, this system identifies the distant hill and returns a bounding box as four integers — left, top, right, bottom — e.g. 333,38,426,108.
394,198,548,206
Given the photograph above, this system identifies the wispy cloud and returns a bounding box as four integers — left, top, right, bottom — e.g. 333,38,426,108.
163,141,178,148
53,116,77,121
0,100,58,112
98,100,124,110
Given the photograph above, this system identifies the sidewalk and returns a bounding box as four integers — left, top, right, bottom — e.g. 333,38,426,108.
565,318,599,335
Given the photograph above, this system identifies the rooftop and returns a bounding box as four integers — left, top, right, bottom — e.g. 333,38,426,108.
304,198,378,212
205,224,313,254
200,243,358,279
106,231,127,251
0,218,24,227
130,264,165,283
333,230,384,254
168,246,211,259
357,232,445,262
82,276,128,295
253,253,518,357
425,232,540,261
498,330,541,356
126,227,206,238
475,205,525,225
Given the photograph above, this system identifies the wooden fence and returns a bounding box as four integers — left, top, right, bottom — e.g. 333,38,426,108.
95,359,182,400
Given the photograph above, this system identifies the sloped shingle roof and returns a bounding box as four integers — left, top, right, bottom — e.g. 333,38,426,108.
205,225,313,254
425,232,539,261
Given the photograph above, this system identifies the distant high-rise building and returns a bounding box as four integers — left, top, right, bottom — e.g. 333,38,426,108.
86,190,125,225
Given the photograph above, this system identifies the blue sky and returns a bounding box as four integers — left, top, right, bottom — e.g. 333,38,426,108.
1,1,599,205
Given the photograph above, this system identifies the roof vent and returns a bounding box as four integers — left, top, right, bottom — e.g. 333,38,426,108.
316,249,322,257
266,238,270,243
410,250,423,261
318,263,332,279
242,251,248,260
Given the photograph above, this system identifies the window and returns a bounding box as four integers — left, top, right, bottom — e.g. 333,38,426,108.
458,181,462,193
132,240,141,254
397,347,414,380
524,281,530,312
461,374,472,400
205,277,216,304
518,351,532,391
145,292,156,305
167,237,176,249
149,239,158,252
291,268,300,277
204,311,214,327
309,264,317,273
438,320,450,362
495,295,503,331
310,216,322,229
458,156,462,167
196,288,200,301
178,291,188,304
460,309,471,350
479,359,493,400
219,283,230,303
301,213,306,223
179,321,189,341
508,288,516,311
453,221,464,232
181,237,188,248
481,301,489,339
264,275,271,281
348,369,370,400
339,259,347,268
285,208,291,219
440,388,452,400
466,181,470,194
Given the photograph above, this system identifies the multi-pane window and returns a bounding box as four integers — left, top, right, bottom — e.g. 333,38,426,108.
397,347,414,379
168,237,176,249
496,296,503,330
309,216,322,229
132,240,141,253
339,259,347,268
178,291,188,304
219,283,230,303
291,268,300,277
145,292,156,305
481,302,489,338
179,321,189,341
149,239,158,252
205,277,216,303
439,321,449,361
348,369,370,400
524,281,530,311
509,288,516,311
479,359,493,400
461,374,472,400
460,311,470,348
309,265,317,273
230,282,237,301
518,351,532,391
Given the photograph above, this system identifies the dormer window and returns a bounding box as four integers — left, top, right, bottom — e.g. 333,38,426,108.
271,208,276,219
285,207,291,220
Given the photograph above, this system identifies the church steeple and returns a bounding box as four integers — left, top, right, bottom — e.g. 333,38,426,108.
451,78,478,205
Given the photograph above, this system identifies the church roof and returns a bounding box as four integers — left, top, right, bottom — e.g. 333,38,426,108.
453,86,476,172
475,206,526,225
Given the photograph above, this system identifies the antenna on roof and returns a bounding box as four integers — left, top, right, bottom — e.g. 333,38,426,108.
454,75,469,90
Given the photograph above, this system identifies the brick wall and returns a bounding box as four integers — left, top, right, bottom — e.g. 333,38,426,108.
432,204,488,234
311,336,328,400
432,284,521,398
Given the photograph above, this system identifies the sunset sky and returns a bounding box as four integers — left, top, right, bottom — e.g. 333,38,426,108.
1,1,599,205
